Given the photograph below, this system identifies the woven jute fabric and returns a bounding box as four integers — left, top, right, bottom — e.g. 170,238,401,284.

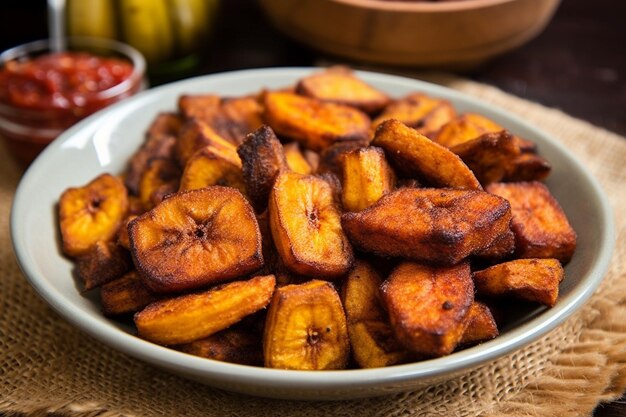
1,76,625,417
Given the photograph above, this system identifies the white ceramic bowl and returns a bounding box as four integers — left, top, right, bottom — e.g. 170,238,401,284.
10,68,615,400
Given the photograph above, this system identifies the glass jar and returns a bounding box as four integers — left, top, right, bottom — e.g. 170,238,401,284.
0,37,146,166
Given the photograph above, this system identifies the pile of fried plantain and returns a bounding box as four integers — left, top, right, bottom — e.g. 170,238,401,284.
57,68,577,370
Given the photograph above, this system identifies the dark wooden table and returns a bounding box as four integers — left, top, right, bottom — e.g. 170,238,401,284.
0,1,623,415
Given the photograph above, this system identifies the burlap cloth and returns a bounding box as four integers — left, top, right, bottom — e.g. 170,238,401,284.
1,76,625,417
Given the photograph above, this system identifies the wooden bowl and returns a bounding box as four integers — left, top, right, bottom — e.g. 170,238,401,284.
260,0,561,69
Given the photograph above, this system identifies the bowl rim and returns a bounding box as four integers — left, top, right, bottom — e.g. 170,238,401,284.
330,0,517,12
10,67,616,397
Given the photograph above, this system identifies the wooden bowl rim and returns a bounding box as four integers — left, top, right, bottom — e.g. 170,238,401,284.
331,0,517,12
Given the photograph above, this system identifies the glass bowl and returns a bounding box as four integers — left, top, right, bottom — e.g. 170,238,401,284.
0,37,146,166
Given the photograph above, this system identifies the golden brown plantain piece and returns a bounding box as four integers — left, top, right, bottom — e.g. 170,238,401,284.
473,258,564,307
177,324,263,366
342,188,512,265
381,262,474,357
263,279,349,370
135,274,276,345
434,113,506,149
237,125,289,212
303,148,320,173
175,119,240,166
179,146,246,194
450,130,520,185
459,302,499,346
76,240,132,291
125,113,180,194
263,91,370,151
341,146,396,212
178,94,221,121
283,142,313,175
138,158,181,210
117,215,137,250
296,66,390,114
59,173,129,258
486,182,577,263
269,172,354,279
473,229,515,261
503,152,552,182
317,141,366,178
129,187,264,293
372,93,456,137
100,270,159,316
372,119,481,190
342,260,410,368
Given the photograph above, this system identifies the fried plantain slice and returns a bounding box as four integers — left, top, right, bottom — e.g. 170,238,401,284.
264,279,349,370
135,274,276,345
138,158,181,210
450,130,520,185
178,94,222,121
486,182,577,263
263,91,370,151
117,215,137,250
341,146,396,212
175,119,240,166
125,113,180,194
177,323,263,366
434,113,507,148
473,229,515,261
342,188,512,265
179,146,246,194
283,142,313,175
269,172,354,279
342,260,410,368
76,240,132,291
317,140,367,178
473,258,564,307
237,125,289,212
59,173,129,258
381,262,474,357
296,66,390,114
372,119,481,190
372,93,456,137
129,187,264,293
303,148,320,173
503,152,552,182
459,302,499,346
100,270,159,316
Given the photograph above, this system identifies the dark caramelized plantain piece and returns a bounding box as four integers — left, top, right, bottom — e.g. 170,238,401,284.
459,302,499,346
381,262,474,356
177,324,263,366
269,172,354,279
342,260,410,368
237,125,289,212
129,187,263,293
486,182,577,263
100,270,159,316
342,188,512,265
450,130,520,185
503,152,552,182
125,112,180,194
76,240,132,291
138,158,181,210
340,146,395,212
371,119,481,190
59,173,129,258
372,93,456,137
264,279,350,370
263,91,370,151
179,146,246,194
473,258,564,307
135,274,276,345
296,66,390,114
175,119,240,166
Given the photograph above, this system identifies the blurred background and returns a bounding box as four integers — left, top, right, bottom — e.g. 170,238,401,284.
0,0,624,413
1,0,623,136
